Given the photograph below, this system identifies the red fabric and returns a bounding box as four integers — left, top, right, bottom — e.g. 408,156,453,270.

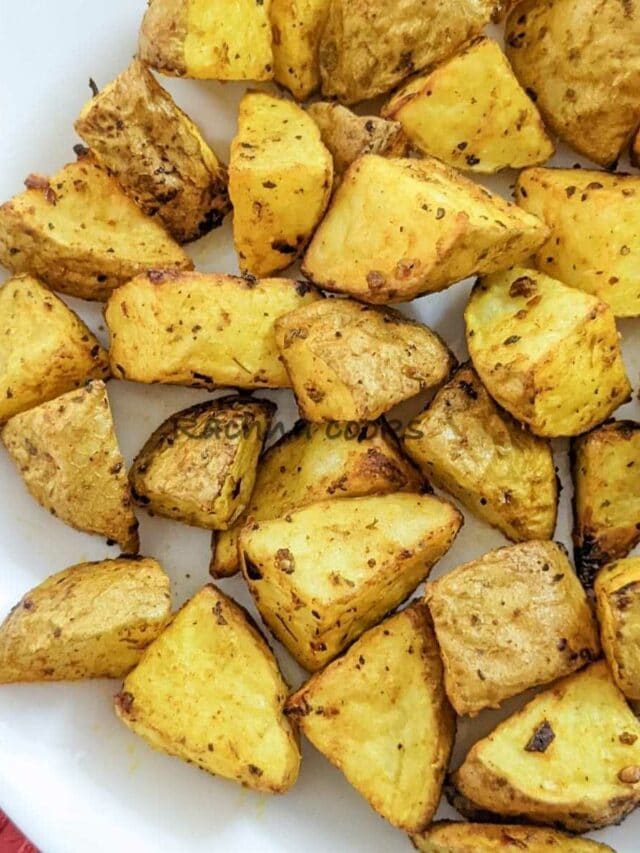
0,813,38,853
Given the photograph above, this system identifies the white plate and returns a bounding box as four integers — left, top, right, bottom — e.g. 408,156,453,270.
0,2,638,850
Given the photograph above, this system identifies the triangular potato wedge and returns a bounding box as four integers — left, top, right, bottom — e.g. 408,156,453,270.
286,603,455,831
0,557,171,682
271,0,331,100
0,155,192,300
115,584,300,793
1,380,139,551
0,274,109,422
452,661,640,831
412,821,614,852
302,155,548,303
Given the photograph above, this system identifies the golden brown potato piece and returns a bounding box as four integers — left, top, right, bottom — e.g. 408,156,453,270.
302,155,549,303
139,0,274,81
318,0,495,103
275,299,456,422
412,821,614,852
572,421,640,588
115,584,300,792
383,37,554,174
505,0,640,167
1,381,138,552
130,396,275,530
595,558,640,701
0,274,109,423
466,268,631,438
425,541,599,716
229,92,332,277
75,59,230,244
0,156,191,301
240,492,462,670
516,167,640,318
105,271,320,389
0,557,170,683
270,0,331,100
286,603,454,831
452,660,640,832
403,365,557,542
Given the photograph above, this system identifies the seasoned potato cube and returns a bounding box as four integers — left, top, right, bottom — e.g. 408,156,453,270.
213,417,424,577
0,156,191,301
229,92,332,276
0,557,170,682
595,558,640,701
452,660,640,831
139,0,274,81
425,541,599,716
412,821,614,852
1,381,138,552
75,59,230,244
302,155,549,303
286,603,454,831
0,274,109,422
403,365,557,541
115,584,300,792
516,168,640,317
270,0,330,100
466,268,630,437
383,38,553,174
572,421,640,587
130,396,275,530
318,0,495,103
275,298,455,422
105,271,320,389
240,492,462,670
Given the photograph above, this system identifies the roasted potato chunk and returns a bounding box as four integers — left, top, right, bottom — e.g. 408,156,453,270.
240,492,462,670
0,156,191,301
75,59,230,244
425,541,599,716
213,417,424,577
270,0,330,100
382,37,553,174
595,558,640,701
229,92,332,277
572,421,640,587
466,268,631,438
105,271,320,389
403,365,557,542
275,298,455,422
130,396,275,530
452,660,640,832
0,274,109,423
0,557,170,682
302,155,549,303
318,0,495,103
412,821,614,852
505,0,640,167
115,584,300,792
139,0,274,81
286,603,455,831
1,381,138,552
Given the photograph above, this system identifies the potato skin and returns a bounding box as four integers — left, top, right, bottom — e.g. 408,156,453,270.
105,271,320,389
403,365,557,542
0,558,171,682
115,584,300,793
412,820,614,852
595,558,640,701
425,541,599,716
139,0,188,76
286,604,455,832
275,298,456,422
505,0,640,167
130,396,275,530
270,0,331,100
0,274,109,422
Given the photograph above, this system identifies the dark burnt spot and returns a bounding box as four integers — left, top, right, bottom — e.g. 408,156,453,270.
525,720,555,753
574,534,607,589
271,240,297,255
509,276,537,298
248,764,263,776
275,548,295,574
244,555,263,580
295,280,313,296
213,601,227,625
117,691,135,714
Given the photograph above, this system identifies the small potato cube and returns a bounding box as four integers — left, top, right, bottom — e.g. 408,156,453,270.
286,603,455,831
412,821,614,852
275,298,456,422
229,92,332,276
1,380,138,552
130,396,275,530
0,557,171,682
403,365,557,542
595,558,640,701
302,155,548,303
425,541,600,716
115,584,300,793
270,0,331,100
240,492,462,670
465,268,631,437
